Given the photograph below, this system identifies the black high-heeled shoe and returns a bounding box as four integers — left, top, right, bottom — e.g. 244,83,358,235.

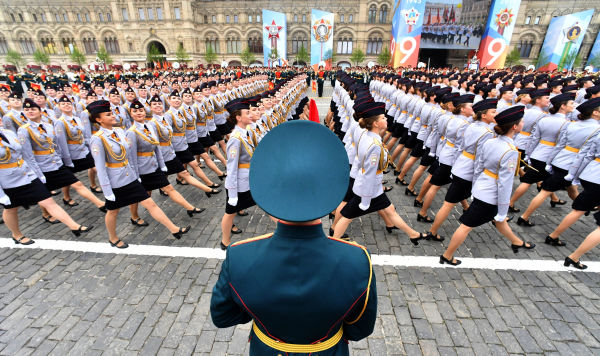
516,216,535,227
205,188,221,197
545,235,566,247
550,199,567,208
231,225,243,234
328,212,335,221
209,183,221,188
409,232,424,246
110,239,128,249
414,199,423,208
176,178,189,186
384,186,393,192
417,214,433,223
386,226,398,233
564,257,587,270
72,225,93,237
130,218,149,227
393,170,401,176
395,177,409,186
187,207,205,217
172,225,191,239
511,241,535,253
159,189,168,196
42,215,60,225
508,205,520,213
439,255,461,266
426,232,445,242
405,187,417,196
12,236,34,245
328,227,349,239
89,186,102,194
62,199,79,207
217,174,227,181
220,242,229,250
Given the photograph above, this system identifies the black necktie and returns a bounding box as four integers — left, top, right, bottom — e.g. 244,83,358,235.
143,124,149,131
0,132,8,143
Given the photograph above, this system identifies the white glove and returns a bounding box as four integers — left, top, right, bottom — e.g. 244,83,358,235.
564,174,574,181
105,193,116,201
40,175,46,184
359,201,370,211
66,163,74,168
228,197,238,206
138,178,142,183
161,166,168,172
572,179,581,186
428,151,435,157
493,214,507,223
0,195,11,206
545,165,553,173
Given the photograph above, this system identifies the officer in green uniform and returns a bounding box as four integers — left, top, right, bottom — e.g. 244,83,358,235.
211,120,377,355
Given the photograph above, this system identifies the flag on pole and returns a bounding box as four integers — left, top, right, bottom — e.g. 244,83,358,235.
312,81,317,93
308,99,320,123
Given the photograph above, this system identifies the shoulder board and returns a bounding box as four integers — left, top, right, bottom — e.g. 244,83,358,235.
508,143,517,151
93,131,103,137
21,123,30,129
231,233,273,247
127,126,136,132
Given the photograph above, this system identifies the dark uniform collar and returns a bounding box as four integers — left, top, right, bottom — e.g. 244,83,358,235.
274,221,326,240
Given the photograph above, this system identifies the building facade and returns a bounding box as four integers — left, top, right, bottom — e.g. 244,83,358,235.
0,0,599,69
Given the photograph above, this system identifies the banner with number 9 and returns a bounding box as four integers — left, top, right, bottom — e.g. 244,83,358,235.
476,0,522,69
390,0,426,68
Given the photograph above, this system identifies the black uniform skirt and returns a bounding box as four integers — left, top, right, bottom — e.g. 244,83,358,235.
404,132,419,149
392,123,406,138
430,162,453,186
343,177,357,202
411,140,426,158
225,190,256,214
595,211,600,226
165,157,186,175
209,129,223,142
541,166,571,192
2,178,51,209
188,141,205,155
140,169,170,191
198,135,215,148
399,126,411,144
44,166,79,191
341,192,392,219
175,149,195,164
420,149,435,167
520,158,549,184
104,180,150,210
427,159,440,174
459,198,498,228
572,180,600,212
216,123,231,136
445,176,473,204
70,152,95,173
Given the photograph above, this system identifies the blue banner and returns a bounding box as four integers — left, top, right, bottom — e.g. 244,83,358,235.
390,0,427,68
586,32,600,71
263,10,287,67
311,9,334,71
536,9,594,71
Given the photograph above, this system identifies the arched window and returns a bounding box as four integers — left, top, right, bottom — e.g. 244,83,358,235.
19,36,35,54
367,35,383,54
0,36,9,55
32,14,38,22
337,36,353,54
104,36,120,54
62,37,75,54
379,5,388,23
340,14,344,23
368,5,377,24
226,36,241,54
248,35,263,54
82,36,98,54
205,36,219,53
518,38,534,58
10,14,15,22
18,13,24,22
292,34,308,54
41,36,57,54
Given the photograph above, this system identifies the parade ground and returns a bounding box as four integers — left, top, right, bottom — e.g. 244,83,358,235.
0,84,599,355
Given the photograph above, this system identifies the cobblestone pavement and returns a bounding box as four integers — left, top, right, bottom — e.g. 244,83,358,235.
1,82,600,355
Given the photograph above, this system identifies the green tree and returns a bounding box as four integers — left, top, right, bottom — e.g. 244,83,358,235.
572,52,584,70
33,49,50,66
349,48,366,66
5,49,24,71
70,47,86,67
97,45,113,66
295,44,310,65
203,45,217,65
146,44,161,65
175,43,190,63
240,47,256,66
504,47,521,67
377,46,391,66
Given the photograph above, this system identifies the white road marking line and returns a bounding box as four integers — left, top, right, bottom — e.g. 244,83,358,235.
0,238,598,273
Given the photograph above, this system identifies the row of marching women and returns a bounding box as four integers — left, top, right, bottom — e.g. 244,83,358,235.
0,69,309,249
327,69,600,270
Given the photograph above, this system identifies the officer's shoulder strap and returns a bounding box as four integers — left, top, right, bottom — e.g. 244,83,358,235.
21,122,30,129
231,233,273,247
93,131,103,137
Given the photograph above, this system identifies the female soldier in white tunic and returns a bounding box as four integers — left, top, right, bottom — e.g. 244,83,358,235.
440,106,535,266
